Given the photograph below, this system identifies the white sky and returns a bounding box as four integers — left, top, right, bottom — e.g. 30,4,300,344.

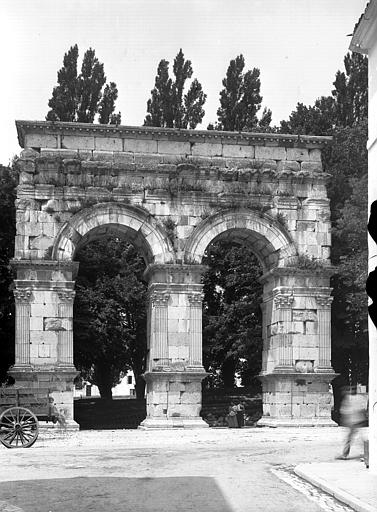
0,0,367,165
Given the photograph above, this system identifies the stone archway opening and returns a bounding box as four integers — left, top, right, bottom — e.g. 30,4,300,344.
201,234,264,392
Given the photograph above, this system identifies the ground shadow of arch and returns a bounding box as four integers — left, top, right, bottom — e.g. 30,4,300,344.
52,202,175,265
183,209,297,270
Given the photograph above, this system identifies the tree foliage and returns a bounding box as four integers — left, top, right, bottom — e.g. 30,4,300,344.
211,54,272,132
46,44,121,124
202,240,263,388
0,165,16,383
74,238,148,399
144,49,206,129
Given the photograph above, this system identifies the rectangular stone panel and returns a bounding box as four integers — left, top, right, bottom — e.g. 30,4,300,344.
255,146,286,160
157,140,190,155
95,137,122,151
222,144,255,158
25,133,58,149
191,142,222,157
124,139,158,153
61,135,95,150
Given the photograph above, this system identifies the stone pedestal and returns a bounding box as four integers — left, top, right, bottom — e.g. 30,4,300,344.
258,372,337,426
8,367,79,428
139,371,208,429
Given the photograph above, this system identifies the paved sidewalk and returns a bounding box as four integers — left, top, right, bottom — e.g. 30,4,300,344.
296,461,377,512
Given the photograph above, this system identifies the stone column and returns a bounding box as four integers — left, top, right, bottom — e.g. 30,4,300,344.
188,292,204,368
316,295,333,370
274,294,294,369
57,290,76,367
13,288,33,366
149,291,170,370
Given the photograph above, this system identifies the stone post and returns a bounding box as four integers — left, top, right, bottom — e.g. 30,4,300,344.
149,290,170,370
13,288,33,367
188,292,204,368
316,295,333,370
57,290,76,367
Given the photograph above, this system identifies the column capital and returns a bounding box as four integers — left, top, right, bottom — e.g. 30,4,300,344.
150,291,170,307
13,288,33,303
188,293,204,307
274,294,294,308
58,290,76,302
316,295,333,308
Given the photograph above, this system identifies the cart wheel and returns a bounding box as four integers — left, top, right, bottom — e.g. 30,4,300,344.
0,407,39,448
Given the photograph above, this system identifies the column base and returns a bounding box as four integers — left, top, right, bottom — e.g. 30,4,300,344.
139,417,209,429
38,419,80,431
257,417,338,427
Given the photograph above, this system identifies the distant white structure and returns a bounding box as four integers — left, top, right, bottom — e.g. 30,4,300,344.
74,370,136,399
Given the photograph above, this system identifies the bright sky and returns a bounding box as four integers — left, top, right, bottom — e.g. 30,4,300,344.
0,0,367,165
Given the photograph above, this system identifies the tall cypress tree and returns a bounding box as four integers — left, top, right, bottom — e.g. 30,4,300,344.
214,54,271,132
144,49,206,129
46,45,121,124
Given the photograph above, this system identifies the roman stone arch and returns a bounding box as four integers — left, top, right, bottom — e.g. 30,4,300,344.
11,120,336,428
53,202,174,264
184,209,297,270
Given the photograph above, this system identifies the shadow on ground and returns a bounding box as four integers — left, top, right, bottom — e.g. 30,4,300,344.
0,476,233,512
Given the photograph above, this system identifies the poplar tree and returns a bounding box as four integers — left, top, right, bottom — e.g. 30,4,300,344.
46,44,121,124
214,54,272,132
144,49,206,129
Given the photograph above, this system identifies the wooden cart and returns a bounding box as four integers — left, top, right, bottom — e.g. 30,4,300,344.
0,386,61,448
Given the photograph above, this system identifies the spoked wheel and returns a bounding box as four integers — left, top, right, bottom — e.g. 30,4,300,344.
0,406,39,448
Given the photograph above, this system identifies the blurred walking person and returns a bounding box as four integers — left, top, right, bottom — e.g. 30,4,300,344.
336,386,368,460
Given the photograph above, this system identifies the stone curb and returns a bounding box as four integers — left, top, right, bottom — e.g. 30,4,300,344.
295,464,376,512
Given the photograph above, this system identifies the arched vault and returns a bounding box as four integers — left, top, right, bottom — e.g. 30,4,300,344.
184,209,297,271
52,202,174,264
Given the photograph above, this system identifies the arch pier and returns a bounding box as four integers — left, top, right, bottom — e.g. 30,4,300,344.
11,121,336,428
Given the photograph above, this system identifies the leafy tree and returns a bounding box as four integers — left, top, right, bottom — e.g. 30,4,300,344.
331,174,369,385
46,44,121,124
74,238,148,399
202,240,263,388
0,165,16,383
211,54,271,132
280,96,336,136
144,49,206,129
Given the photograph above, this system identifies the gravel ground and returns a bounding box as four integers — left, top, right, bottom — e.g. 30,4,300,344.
0,426,363,512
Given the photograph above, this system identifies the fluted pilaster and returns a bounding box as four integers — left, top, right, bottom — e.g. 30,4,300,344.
316,295,333,369
13,289,33,366
274,294,294,368
57,290,75,366
150,291,169,369
188,293,204,367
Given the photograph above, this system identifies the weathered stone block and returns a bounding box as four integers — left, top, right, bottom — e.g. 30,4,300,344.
222,144,255,158
255,146,286,160
191,142,222,157
157,140,190,155
62,135,95,150
296,220,316,232
309,149,322,162
286,148,309,161
277,160,300,172
25,133,58,149
124,139,158,153
300,161,322,173
95,137,122,152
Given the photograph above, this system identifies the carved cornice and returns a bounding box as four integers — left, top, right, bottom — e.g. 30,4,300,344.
316,295,334,308
13,289,33,303
16,120,332,150
57,290,76,302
